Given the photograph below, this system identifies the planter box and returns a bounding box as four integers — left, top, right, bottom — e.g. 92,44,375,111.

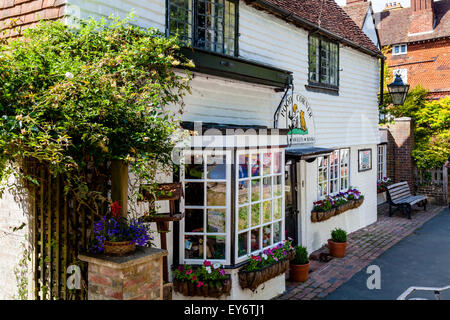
377,192,387,205
312,197,365,223
173,275,232,298
238,259,289,290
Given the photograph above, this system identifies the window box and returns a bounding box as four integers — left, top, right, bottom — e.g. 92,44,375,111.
238,258,289,290
311,189,364,223
173,274,232,297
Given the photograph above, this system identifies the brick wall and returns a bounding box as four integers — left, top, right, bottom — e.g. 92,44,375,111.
0,0,65,38
384,117,415,190
416,184,446,204
385,38,450,99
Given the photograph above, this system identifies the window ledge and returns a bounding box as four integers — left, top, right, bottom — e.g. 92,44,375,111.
305,83,339,95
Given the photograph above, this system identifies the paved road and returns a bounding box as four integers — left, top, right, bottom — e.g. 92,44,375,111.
325,208,450,300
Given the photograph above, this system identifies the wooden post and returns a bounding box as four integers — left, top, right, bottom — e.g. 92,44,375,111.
111,160,128,217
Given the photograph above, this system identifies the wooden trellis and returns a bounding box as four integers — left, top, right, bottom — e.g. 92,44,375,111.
31,162,110,300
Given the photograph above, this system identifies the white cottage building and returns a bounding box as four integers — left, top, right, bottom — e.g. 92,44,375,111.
0,0,383,300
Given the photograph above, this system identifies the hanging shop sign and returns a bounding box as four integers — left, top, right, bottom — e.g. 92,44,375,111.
276,93,315,145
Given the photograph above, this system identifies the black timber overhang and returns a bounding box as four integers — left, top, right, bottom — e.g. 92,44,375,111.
285,147,334,160
180,47,293,89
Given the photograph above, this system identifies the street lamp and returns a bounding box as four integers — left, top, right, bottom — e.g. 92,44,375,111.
387,74,410,106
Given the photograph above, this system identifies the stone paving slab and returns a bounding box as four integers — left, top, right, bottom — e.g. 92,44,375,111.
276,203,445,300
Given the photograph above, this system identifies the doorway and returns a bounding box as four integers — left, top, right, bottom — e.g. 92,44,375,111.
285,158,300,245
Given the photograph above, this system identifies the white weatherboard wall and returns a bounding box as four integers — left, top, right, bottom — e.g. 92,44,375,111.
66,0,380,267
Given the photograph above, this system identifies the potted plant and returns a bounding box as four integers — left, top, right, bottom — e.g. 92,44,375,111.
328,228,347,258
290,245,309,282
91,200,153,256
239,240,292,290
377,177,392,193
172,260,231,298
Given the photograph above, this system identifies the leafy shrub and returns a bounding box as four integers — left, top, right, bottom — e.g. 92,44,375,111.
331,228,347,243
291,245,308,265
0,14,192,208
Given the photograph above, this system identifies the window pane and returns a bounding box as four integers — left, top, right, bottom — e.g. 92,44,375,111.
274,175,282,196
273,221,282,243
274,198,282,220
185,182,204,205
251,228,260,252
207,209,225,233
207,182,226,206
263,224,272,248
185,154,203,179
206,236,226,260
239,154,249,179
320,40,330,84
185,235,203,259
251,202,260,227
263,176,272,199
309,36,319,82
238,232,248,257
263,152,272,175
207,154,226,179
262,200,272,223
238,180,249,204
185,209,204,232
251,178,261,202
238,206,249,231
168,0,193,44
251,154,260,177
274,152,283,174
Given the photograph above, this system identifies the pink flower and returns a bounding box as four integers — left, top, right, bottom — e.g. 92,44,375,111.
192,275,197,281
197,281,204,288
186,269,193,275
203,260,211,267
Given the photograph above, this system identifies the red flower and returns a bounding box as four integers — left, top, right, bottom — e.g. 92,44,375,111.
197,281,204,288
203,260,211,267
111,200,122,219
192,275,197,281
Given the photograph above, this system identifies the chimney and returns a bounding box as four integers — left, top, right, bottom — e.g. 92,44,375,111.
384,2,403,11
346,0,367,5
409,0,435,34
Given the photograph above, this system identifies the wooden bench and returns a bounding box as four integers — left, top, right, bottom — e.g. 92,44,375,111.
386,181,427,219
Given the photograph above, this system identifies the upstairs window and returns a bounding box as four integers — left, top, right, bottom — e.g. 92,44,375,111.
167,0,238,56
393,44,407,55
309,35,339,88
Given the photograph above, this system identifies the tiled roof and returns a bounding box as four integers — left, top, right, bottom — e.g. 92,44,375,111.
374,0,450,46
246,0,382,56
342,2,370,29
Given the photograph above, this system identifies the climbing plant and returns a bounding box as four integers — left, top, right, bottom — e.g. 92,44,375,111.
0,14,192,204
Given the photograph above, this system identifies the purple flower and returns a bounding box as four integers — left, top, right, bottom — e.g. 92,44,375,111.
219,269,226,276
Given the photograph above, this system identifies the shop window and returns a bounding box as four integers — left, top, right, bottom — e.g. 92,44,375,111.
167,0,238,56
377,144,387,180
317,148,350,199
309,34,339,88
181,150,231,265
235,149,285,263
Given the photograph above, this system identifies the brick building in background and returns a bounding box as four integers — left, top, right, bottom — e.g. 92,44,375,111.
375,0,450,99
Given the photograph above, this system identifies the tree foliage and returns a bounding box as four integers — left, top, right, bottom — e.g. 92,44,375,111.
383,85,449,169
0,15,192,203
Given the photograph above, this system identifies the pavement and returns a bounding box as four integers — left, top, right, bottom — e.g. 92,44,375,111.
326,207,450,300
277,203,447,300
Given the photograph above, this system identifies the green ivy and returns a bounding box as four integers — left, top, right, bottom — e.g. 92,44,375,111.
0,14,192,203
381,86,450,169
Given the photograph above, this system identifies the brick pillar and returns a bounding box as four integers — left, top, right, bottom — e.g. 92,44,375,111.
386,117,415,190
79,247,167,300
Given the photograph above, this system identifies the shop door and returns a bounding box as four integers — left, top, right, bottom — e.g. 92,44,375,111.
285,159,299,245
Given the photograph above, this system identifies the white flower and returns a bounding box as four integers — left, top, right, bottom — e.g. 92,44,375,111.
262,253,268,260
65,72,74,79
206,266,212,274
213,263,221,269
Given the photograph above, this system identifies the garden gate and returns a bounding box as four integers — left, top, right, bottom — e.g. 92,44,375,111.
32,162,110,300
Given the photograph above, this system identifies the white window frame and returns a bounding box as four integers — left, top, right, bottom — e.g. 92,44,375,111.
235,148,285,264
180,149,232,265
393,44,407,55
317,148,350,199
377,144,387,181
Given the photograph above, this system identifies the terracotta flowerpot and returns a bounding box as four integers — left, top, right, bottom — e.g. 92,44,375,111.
290,262,310,282
328,239,347,258
104,241,136,256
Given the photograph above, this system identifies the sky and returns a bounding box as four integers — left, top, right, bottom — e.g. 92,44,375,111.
335,0,411,12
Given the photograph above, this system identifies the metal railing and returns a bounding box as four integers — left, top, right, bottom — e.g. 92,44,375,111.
397,285,450,300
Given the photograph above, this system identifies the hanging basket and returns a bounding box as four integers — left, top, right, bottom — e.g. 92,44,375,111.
104,241,136,256
352,197,364,208
238,258,289,290
173,275,232,298
311,208,336,223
